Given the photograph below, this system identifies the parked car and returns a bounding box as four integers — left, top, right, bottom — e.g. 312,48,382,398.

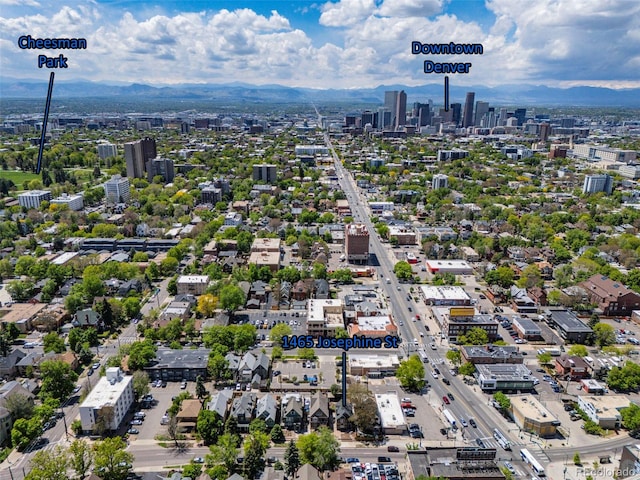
127,428,139,435
387,446,399,452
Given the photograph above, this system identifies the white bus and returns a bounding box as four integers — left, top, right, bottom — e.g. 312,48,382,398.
418,348,429,363
443,409,457,428
520,448,545,477
493,428,511,450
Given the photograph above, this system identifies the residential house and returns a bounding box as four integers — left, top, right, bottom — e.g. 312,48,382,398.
309,392,331,429
176,399,202,432
294,464,323,480
0,381,34,446
255,394,278,428
555,354,589,381
335,403,354,432
282,394,305,431
527,286,547,307
235,352,270,384
0,349,27,379
230,393,256,432
510,286,538,314
207,389,233,421
579,275,640,316
73,308,102,329
118,279,143,297
292,280,310,301
314,279,330,299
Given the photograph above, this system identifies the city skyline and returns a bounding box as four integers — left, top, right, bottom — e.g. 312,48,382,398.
1,0,639,91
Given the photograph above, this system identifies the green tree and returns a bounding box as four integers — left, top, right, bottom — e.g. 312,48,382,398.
396,354,425,392
207,433,240,472
3,392,34,421
593,323,616,347
347,382,377,434
196,375,209,406
208,353,230,383
445,349,462,366
331,269,354,284
516,264,544,289
493,391,511,411
485,266,515,288
607,362,640,392
219,284,246,316
573,452,581,465
39,360,78,402
43,332,66,353
270,323,292,346
25,445,69,480
537,352,553,367
270,424,285,444
621,403,640,435
568,345,589,357
132,370,151,402
458,327,489,345
296,426,340,471
393,261,413,281
458,362,476,376
93,436,134,480
244,432,269,479
69,439,94,480
284,439,300,477
127,340,157,371
11,417,41,451
197,410,224,445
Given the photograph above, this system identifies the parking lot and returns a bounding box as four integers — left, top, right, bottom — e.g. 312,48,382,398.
127,382,190,441
272,357,337,389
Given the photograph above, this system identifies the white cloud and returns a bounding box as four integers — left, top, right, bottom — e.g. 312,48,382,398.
319,0,375,27
376,0,443,18
0,0,39,5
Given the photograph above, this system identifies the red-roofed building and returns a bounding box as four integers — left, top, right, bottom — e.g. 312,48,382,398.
579,275,640,316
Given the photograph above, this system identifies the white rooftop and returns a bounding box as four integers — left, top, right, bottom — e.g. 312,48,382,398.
420,285,471,300
80,368,132,409
375,393,405,429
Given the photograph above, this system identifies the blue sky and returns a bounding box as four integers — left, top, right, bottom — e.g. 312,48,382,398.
1,0,639,89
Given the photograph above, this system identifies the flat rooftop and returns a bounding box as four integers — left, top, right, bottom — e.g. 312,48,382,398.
81,371,132,409
476,363,532,380
545,309,593,333
420,286,470,301
349,354,399,369
510,395,558,423
375,393,405,429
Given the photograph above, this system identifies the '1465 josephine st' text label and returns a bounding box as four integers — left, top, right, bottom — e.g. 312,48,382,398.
281,334,399,351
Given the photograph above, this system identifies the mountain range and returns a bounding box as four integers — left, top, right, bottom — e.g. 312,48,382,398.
1,78,640,107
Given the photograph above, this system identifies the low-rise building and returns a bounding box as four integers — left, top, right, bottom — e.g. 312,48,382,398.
555,354,590,380
176,275,210,296
419,286,472,306
307,299,344,338
79,368,134,434
144,347,210,381
511,317,542,340
375,393,406,435
425,260,473,275
0,381,34,446
433,307,499,343
475,364,536,392
347,315,398,338
510,395,560,438
348,354,400,377
577,395,629,429
409,448,503,480
461,345,524,365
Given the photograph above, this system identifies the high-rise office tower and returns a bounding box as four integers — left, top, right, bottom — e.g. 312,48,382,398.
451,103,462,125
583,174,613,195
474,101,489,127
384,90,407,130
361,111,376,128
413,102,430,127
514,108,527,126
539,123,550,142
499,108,508,126
147,158,175,183
124,137,156,179
462,92,475,128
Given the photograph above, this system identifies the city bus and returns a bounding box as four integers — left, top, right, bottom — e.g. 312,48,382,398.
443,409,457,428
493,428,511,450
418,348,429,363
520,448,546,477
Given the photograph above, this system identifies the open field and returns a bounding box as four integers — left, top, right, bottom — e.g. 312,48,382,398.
0,170,40,187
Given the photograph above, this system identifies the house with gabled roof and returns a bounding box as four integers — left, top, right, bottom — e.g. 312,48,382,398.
207,389,233,420
282,394,305,431
309,392,330,429
255,393,278,427
335,402,354,432
579,274,640,316
230,393,256,432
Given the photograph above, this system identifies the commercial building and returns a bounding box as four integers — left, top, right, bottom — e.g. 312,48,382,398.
251,238,281,253
384,90,407,130
579,274,640,317
369,201,395,214
577,395,629,429
79,368,134,434
387,225,416,245
347,315,398,338
572,144,637,163
543,309,593,343
307,299,344,338
103,175,131,203
462,92,475,127
124,137,156,179
425,260,473,275
511,317,542,340
475,364,536,392
50,193,84,211
375,393,406,434
619,445,640,477
409,448,503,480
97,142,117,160
253,164,277,183
582,174,613,195
419,286,472,306
432,174,449,189
348,354,400,377
437,308,498,343
461,345,524,365
510,395,560,438
619,165,640,179
345,224,369,264
17,190,52,209
146,157,175,183
176,275,210,296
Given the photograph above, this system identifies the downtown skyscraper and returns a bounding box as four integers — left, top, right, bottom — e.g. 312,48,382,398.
384,90,407,130
462,92,475,128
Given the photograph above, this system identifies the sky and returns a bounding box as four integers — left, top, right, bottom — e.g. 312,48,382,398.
0,0,639,90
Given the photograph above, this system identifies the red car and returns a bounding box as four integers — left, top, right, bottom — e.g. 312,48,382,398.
442,396,450,405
